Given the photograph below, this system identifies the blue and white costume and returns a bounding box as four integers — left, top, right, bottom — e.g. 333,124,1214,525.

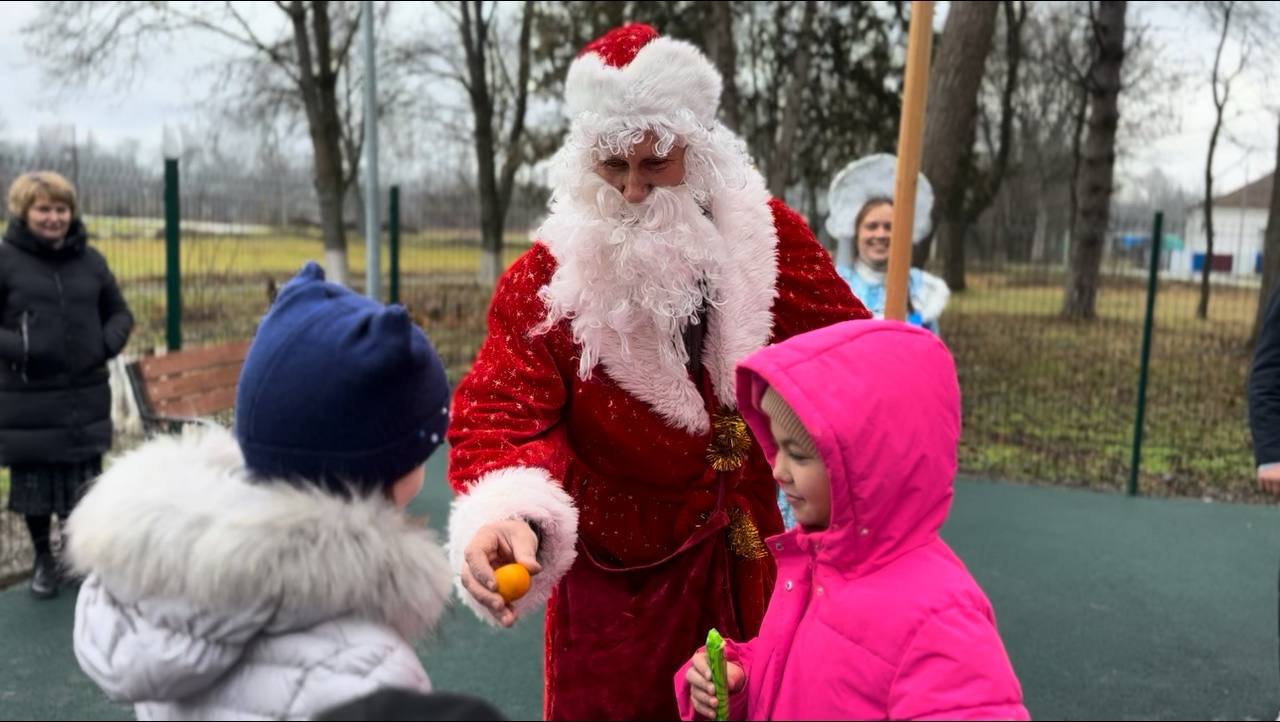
775,154,951,530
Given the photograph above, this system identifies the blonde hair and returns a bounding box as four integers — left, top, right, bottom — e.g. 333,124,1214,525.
8,171,77,220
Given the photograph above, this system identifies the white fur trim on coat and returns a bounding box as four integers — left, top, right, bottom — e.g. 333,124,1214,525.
446,466,579,626
565,37,722,126
702,169,781,414
65,424,451,641
580,168,780,435
913,269,951,324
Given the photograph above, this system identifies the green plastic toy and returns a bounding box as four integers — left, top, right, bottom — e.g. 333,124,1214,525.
706,628,729,721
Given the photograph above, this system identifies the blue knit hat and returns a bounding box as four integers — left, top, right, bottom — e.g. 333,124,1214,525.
235,262,449,495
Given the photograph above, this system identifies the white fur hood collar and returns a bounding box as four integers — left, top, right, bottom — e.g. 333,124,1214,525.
66,424,451,640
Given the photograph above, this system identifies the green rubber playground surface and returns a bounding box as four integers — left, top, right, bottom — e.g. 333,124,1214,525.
2,461,1278,720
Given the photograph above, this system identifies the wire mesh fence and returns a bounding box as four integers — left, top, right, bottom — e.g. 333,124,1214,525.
945,203,1260,502
0,149,1267,585
395,180,546,382
0,153,548,582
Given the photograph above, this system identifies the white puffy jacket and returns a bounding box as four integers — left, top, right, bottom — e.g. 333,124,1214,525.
66,426,452,721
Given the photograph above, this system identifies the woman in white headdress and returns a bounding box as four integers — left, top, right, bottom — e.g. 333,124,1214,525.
826,154,950,334
774,155,954,531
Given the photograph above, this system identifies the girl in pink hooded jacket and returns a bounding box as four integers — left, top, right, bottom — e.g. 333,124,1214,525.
676,320,1029,720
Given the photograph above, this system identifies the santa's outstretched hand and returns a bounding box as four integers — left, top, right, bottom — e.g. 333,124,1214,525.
461,519,543,627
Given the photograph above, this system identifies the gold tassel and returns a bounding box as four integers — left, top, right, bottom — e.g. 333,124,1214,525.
706,410,752,472
727,508,769,560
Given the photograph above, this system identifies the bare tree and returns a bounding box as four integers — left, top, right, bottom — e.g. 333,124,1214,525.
969,1,1180,273
702,2,740,133
918,1,999,290
21,1,383,286
766,0,817,198
1197,1,1252,320
1061,1,1127,320
410,1,535,284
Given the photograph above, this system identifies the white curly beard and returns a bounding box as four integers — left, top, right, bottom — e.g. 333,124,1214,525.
536,172,724,381
530,117,779,434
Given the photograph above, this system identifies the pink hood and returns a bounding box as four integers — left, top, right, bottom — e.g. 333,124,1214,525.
675,320,1027,720
740,319,960,574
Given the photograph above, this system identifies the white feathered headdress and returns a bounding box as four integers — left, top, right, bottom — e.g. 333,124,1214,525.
826,154,935,269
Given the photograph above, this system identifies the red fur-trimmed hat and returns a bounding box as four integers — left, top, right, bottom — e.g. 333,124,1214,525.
564,23,723,127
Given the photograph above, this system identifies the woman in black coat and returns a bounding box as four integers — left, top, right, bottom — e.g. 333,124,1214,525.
0,171,133,598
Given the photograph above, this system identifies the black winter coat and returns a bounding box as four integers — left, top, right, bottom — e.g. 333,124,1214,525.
1251,288,1280,468
0,218,133,464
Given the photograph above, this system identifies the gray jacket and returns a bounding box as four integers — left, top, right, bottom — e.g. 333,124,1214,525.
67,426,453,720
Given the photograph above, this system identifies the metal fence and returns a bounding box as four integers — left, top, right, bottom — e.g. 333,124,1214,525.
0,152,1266,585
0,154,546,582
944,204,1259,503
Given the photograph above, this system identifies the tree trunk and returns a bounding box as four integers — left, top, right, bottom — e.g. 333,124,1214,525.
493,1,535,283
460,2,501,284
803,175,823,248
289,1,350,286
960,0,1025,241
1032,179,1049,263
1062,1,1127,321
1066,81,1088,249
474,87,502,285
1252,115,1280,346
1199,119,1222,320
918,0,999,289
462,1,533,285
939,220,968,289
1199,3,1235,321
766,0,817,199
704,1,740,132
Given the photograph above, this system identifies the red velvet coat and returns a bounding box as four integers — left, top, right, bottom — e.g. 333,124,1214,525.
446,198,867,720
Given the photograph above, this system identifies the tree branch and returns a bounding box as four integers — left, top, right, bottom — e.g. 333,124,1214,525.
1209,1,1233,110
287,0,321,115
335,4,362,72
312,0,335,81
222,2,294,69
498,0,534,216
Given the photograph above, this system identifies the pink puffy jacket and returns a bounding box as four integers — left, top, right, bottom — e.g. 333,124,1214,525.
676,320,1029,720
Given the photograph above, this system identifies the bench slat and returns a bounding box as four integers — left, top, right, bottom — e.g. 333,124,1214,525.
137,340,252,378
130,340,251,431
144,364,243,405
152,386,239,419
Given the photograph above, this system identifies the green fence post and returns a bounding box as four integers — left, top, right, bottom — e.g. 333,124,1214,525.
164,158,181,351
1128,211,1163,496
389,185,400,306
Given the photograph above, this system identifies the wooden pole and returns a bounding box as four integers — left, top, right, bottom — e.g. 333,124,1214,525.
885,0,935,321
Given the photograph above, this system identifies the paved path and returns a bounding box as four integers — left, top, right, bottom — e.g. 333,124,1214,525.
2,465,1278,720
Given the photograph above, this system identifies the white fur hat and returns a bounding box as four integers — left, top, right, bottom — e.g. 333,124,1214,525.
825,154,935,245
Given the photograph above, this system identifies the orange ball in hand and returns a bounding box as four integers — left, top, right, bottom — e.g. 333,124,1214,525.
494,563,531,604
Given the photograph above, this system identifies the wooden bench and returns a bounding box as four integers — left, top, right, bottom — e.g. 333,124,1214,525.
126,339,251,434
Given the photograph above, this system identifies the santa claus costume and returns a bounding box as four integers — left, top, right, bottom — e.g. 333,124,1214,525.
446,23,869,720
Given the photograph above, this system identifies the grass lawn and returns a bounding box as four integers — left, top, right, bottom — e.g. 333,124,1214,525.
94,227,532,283
949,271,1259,502
43,229,1275,504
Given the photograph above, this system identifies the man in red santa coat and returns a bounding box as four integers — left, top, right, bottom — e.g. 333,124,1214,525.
446,23,869,720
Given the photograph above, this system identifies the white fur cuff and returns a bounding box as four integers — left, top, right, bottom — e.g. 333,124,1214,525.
446,467,579,626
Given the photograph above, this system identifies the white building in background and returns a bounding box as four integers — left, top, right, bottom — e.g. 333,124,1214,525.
1173,172,1273,278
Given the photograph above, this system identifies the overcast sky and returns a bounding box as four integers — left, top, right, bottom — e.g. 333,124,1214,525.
1,1,1275,199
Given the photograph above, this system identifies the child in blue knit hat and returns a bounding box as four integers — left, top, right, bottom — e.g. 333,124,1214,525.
65,262,457,720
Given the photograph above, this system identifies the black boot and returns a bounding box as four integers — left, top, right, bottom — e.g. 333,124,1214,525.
30,553,59,600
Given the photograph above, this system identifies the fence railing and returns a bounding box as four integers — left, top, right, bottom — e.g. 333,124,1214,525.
0,154,1266,586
